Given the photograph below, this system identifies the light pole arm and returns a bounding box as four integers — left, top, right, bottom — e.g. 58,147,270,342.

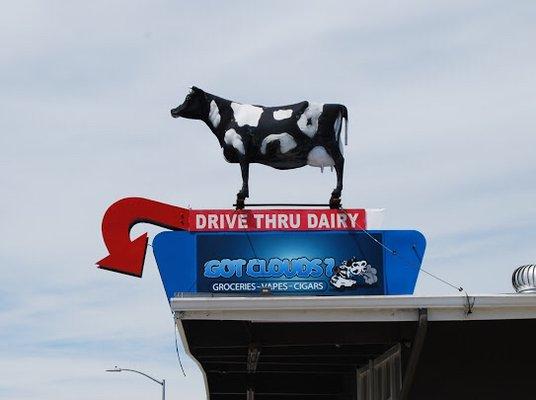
119,368,164,386
107,367,165,400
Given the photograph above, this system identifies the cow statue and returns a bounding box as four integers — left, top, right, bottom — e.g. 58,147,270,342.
170,86,348,209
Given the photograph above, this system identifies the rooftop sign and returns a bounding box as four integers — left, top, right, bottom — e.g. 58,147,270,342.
96,198,423,299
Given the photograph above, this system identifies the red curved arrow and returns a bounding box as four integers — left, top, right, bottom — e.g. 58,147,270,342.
96,197,189,277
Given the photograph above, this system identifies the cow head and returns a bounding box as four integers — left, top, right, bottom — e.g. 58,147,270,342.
348,260,368,276
170,86,207,120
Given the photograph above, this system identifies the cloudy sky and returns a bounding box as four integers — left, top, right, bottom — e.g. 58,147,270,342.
1,1,535,398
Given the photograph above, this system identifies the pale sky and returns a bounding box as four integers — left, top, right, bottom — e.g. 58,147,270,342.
1,1,535,399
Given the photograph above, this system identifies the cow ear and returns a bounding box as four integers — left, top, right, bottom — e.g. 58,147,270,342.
191,86,200,92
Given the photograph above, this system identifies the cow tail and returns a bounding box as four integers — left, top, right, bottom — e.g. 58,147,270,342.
341,105,348,145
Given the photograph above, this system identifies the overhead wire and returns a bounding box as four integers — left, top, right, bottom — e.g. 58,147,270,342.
339,207,465,293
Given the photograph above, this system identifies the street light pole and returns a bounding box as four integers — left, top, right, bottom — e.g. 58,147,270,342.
106,366,165,400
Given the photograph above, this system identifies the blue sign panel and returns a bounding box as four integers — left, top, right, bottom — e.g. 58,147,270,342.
152,230,426,299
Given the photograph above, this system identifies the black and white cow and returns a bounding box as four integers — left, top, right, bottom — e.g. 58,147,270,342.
170,86,348,208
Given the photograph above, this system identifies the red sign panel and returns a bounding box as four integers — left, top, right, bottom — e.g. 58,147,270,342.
189,209,366,231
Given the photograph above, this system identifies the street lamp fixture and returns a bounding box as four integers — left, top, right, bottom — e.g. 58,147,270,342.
106,366,165,400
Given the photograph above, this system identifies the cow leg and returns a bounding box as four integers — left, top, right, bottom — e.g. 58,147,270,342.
332,156,344,196
330,153,344,209
237,160,249,201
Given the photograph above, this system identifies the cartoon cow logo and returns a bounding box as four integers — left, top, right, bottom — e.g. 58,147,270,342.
329,258,378,289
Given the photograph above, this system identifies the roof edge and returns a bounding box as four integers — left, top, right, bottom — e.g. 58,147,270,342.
171,294,536,322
